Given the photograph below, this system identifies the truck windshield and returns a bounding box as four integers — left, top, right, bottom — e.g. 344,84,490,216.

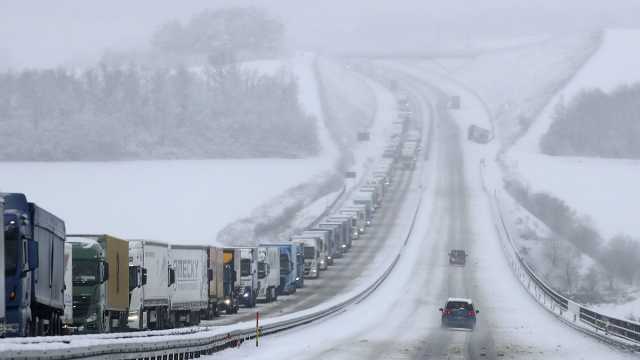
4,227,19,276
257,262,266,279
72,259,98,285
240,259,251,277
303,247,315,259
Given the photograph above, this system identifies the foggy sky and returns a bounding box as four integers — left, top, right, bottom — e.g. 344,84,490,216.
1,0,639,69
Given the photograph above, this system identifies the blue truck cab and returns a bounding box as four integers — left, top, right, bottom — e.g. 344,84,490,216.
2,193,66,337
261,244,299,295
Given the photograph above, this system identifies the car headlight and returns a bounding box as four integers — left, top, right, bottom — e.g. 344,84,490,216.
243,293,249,298
327,256,332,260
341,244,347,248
224,299,231,305
320,260,325,264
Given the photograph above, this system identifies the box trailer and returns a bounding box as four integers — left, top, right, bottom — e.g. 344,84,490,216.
66,234,130,333
290,235,326,279
169,245,208,326
128,240,173,330
206,246,224,318
3,193,66,337
306,227,339,262
291,237,321,279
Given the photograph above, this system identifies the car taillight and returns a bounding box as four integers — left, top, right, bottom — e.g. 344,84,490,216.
468,310,476,317
444,309,452,315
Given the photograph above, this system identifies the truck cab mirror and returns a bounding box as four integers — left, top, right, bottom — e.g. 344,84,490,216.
207,269,213,281
27,240,38,271
102,261,110,283
168,268,176,286
142,268,148,286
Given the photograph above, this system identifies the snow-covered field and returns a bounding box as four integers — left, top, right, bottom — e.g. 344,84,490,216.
506,29,640,241
0,158,331,245
0,53,352,246
517,29,640,152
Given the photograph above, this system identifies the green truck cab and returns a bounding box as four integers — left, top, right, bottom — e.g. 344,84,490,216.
67,234,130,333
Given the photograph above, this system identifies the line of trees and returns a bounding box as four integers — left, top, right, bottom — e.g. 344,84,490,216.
0,63,318,160
541,83,640,158
505,179,640,302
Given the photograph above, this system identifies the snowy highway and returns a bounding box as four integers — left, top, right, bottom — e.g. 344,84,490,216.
207,64,637,360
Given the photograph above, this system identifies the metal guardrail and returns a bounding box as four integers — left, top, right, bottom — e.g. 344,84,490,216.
480,162,640,352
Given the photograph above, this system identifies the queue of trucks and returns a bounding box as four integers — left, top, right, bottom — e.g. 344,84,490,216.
1,93,417,338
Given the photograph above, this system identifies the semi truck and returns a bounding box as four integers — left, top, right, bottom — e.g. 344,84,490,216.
66,234,130,333
353,193,375,215
206,247,224,318
343,204,371,228
238,247,259,308
339,207,366,235
169,245,208,326
256,246,280,302
3,193,66,337
128,240,173,330
324,217,353,250
291,237,321,279
329,215,359,244
301,230,332,268
316,223,345,256
222,248,240,314
263,244,299,295
0,198,4,337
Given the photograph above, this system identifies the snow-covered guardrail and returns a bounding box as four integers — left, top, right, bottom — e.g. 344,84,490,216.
480,163,640,352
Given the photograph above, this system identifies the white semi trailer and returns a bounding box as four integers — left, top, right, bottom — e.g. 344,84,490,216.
128,240,174,330
169,245,208,326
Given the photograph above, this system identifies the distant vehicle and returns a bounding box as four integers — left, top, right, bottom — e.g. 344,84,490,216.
300,230,332,268
3,193,66,337
449,250,467,266
440,298,478,330
467,124,491,144
291,236,321,278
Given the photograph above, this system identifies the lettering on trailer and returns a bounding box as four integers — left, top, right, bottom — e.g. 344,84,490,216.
173,259,200,281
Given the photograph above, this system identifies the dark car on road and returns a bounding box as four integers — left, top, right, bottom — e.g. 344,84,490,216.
449,249,467,266
440,298,478,330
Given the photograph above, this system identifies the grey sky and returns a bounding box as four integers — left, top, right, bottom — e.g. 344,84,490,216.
1,0,639,68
